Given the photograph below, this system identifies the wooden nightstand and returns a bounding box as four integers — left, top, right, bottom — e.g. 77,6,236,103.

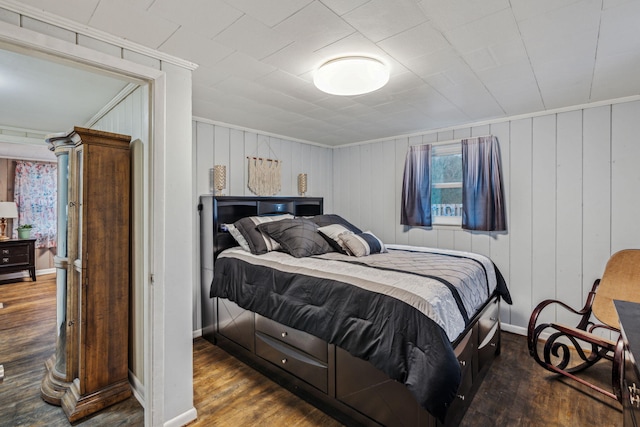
0,239,36,281
616,300,640,427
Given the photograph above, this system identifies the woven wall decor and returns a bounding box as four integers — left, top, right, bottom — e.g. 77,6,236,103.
247,157,282,196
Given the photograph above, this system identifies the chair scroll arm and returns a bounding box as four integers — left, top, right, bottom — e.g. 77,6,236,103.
528,300,588,345
527,279,601,349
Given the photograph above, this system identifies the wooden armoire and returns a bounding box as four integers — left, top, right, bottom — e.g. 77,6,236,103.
40,127,132,422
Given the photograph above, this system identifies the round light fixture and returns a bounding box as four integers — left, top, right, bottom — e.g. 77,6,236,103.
313,56,390,96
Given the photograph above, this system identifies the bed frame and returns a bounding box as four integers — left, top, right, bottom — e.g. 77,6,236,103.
199,195,501,427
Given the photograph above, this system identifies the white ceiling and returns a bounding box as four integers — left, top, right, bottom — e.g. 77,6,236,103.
0,47,132,135
6,0,640,146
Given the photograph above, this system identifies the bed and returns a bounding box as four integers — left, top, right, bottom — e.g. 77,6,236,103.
199,195,511,427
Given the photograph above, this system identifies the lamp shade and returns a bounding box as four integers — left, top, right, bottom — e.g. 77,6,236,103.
0,201,18,218
314,56,389,96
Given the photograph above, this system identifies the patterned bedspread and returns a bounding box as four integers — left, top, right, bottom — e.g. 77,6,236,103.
211,245,510,421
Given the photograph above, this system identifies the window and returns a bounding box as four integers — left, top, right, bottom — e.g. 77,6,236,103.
431,143,462,226
401,136,506,231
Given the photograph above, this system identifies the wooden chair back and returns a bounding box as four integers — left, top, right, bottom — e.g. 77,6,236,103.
592,249,640,330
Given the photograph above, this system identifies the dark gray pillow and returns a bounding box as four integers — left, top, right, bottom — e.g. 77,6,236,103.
233,214,293,255
257,218,333,258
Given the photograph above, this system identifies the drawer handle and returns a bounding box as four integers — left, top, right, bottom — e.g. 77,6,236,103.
281,358,287,365
459,360,466,367
281,331,288,338
2,258,8,263
490,342,497,348
490,317,498,321
457,394,465,401
1,249,8,254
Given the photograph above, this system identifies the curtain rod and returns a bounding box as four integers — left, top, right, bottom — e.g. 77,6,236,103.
411,134,494,147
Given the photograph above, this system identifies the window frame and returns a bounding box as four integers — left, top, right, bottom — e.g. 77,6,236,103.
431,142,463,227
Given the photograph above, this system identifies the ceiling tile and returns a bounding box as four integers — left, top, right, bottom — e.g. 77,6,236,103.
592,53,640,101
319,0,371,16
148,0,243,39
417,0,510,32
214,14,293,60
405,48,468,80
261,42,324,76
192,65,232,87
510,0,584,22
377,22,449,63
444,8,520,55
344,0,428,42
274,2,355,51
89,0,179,49
597,0,640,58
214,51,277,81
225,0,313,27
17,0,101,24
158,28,234,69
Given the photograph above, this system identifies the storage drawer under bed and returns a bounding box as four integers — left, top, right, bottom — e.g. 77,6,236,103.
477,296,501,372
255,314,329,393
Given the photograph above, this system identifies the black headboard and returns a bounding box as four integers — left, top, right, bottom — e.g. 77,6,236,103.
200,196,324,261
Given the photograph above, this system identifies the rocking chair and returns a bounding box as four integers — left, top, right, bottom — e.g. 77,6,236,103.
527,249,640,401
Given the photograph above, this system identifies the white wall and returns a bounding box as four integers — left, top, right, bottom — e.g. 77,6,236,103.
332,100,640,333
192,119,334,331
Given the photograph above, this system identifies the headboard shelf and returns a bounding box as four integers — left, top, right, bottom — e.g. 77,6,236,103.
199,195,324,260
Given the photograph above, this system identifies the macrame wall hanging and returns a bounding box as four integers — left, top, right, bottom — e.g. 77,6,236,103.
246,139,282,196
247,156,282,196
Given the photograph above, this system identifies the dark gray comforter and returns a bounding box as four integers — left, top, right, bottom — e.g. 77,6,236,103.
211,246,510,421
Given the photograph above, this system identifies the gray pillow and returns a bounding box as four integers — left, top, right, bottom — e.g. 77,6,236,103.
233,214,294,255
257,218,333,258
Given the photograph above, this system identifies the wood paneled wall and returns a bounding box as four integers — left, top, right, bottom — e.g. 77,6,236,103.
332,100,640,332
193,120,333,205
192,119,334,333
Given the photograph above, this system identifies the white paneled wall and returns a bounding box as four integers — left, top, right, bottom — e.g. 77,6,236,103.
194,120,333,203
192,119,334,330
332,100,640,332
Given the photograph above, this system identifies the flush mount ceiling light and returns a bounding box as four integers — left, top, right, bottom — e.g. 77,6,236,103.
313,56,390,96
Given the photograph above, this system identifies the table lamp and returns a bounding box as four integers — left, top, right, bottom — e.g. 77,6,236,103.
0,202,18,240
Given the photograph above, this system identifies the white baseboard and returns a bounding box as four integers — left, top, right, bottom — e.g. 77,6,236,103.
501,322,527,336
163,407,198,427
128,370,145,408
192,328,202,339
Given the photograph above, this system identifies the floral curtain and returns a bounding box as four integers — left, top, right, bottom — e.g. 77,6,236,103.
13,161,57,248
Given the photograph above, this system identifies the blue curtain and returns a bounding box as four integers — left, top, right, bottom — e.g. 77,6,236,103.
461,136,506,231
401,144,432,226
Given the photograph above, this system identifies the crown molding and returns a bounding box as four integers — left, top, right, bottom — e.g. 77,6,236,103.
0,0,198,71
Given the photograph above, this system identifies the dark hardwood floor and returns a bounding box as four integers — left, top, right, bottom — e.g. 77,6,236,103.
1,274,623,426
0,275,143,427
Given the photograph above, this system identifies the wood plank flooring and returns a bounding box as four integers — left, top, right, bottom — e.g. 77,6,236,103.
0,275,143,427
0,274,623,426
